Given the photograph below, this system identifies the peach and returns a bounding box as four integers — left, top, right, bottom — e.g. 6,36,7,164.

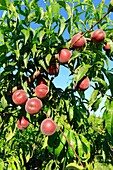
17,116,29,130
91,29,106,44
47,63,59,75
74,77,90,91
71,33,86,49
35,84,49,99
12,89,28,105
58,49,72,64
25,98,43,114
40,118,57,136
103,43,110,51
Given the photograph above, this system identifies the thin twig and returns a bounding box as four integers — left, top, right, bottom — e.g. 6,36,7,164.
59,128,83,166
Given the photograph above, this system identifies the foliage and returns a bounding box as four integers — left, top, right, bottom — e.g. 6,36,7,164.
0,0,113,169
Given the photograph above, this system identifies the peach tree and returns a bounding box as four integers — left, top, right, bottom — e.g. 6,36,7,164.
0,0,113,169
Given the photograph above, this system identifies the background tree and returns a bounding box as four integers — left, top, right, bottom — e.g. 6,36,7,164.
0,0,113,169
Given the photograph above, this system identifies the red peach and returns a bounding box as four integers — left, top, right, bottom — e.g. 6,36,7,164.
12,89,28,105
74,77,90,91
103,44,110,51
35,84,49,99
58,49,72,64
25,98,43,114
40,118,57,136
47,63,59,75
17,116,29,130
71,33,86,49
91,29,106,44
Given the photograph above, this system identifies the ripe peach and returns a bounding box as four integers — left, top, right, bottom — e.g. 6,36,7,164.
71,33,86,49
35,84,49,99
25,98,43,114
103,43,110,51
17,116,29,130
91,29,106,44
74,77,90,91
47,63,59,75
58,49,72,64
12,89,28,105
40,118,57,136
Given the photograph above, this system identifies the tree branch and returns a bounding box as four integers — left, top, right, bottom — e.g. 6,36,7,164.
42,111,83,166
69,9,112,48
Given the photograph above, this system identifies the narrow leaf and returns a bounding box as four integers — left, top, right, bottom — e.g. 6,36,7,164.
88,90,99,107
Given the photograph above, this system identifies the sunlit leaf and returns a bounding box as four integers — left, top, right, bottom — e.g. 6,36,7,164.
21,28,30,44
45,54,52,66
1,95,8,109
0,159,4,170
51,2,60,21
88,89,99,107
66,163,84,170
103,99,113,135
74,64,92,84
67,130,76,158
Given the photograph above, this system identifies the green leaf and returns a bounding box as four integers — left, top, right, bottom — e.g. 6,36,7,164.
28,12,36,22
67,130,76,158
66,163,84,170
74,64,91,84
1,95,8,109
0,159,4,170
0,44,8,52
12,156,21,170
26,152,31,163
42,136,48,149
104,99,113,135
69,50,80,63
39,59,47,71
31,44,37,58
6,126,16,142
103,70,113,96
69,106,74,121
0,6,7,10
45,160,54,170
108,0,113,12
51,2,60,21
76,135,83,158
93,77,108,89
54,129,68,156
39,30,45,43
14,49,20,60
58,18,66,36
88,90,99,107
21,28,30,44
0,0,7,6
23,52,29,68
92,96,102,112
45,54,52,66
80,135,90,161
